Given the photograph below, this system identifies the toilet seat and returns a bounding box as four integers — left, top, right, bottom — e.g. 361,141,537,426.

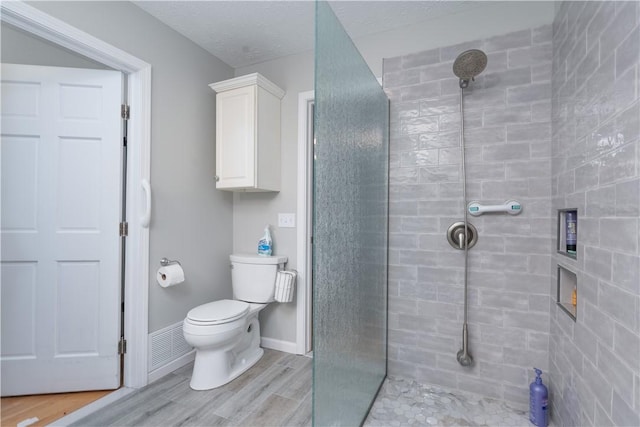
186,299,249,325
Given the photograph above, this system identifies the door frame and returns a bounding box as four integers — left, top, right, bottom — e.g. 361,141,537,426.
1,2,151,388
296,90,314,355
296,79,382,355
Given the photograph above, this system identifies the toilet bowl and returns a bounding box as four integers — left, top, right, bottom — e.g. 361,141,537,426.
183,254,287,390
183,300,265,390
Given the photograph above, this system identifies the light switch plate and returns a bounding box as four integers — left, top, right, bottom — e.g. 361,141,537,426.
278,213,296,228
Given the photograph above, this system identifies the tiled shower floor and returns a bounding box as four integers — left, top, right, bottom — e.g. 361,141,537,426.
365,377,533,427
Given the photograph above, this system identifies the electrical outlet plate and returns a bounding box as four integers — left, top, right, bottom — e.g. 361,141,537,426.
278,213,296,228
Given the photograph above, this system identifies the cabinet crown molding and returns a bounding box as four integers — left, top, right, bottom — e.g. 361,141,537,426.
209,73,285,99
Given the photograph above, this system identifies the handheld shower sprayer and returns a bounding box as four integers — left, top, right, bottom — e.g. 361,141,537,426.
456,323,473,366
452,48,487,367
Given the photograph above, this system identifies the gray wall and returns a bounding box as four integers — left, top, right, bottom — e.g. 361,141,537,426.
235,1,554,345
549,2,640,426
383,26,554,408
24,1,235,333
234,51,314,343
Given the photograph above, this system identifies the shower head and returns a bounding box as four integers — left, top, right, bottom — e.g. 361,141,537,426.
453,49,487,88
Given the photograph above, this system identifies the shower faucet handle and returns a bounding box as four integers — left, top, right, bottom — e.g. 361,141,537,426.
457,230,465,249
447,222,478,250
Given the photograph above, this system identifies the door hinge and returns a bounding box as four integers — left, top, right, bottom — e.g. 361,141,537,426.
119,221,128,237
121,104,130,120
118,337,127,355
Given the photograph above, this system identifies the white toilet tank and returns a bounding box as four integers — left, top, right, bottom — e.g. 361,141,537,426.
230,254,287,303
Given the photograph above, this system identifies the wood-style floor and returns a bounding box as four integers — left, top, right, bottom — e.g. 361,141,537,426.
1,389,112,427
70,349,312,427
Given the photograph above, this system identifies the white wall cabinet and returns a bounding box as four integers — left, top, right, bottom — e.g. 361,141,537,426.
209,73,285,192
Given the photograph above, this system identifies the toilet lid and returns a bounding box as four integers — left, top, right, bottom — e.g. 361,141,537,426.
186,299,249,325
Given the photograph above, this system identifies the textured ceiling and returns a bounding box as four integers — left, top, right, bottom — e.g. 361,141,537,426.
134,1,471,68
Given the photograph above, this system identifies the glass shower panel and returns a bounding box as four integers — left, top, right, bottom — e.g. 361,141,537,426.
313,1,389,425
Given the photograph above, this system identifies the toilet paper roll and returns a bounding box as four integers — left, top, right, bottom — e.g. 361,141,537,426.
157,264,185,288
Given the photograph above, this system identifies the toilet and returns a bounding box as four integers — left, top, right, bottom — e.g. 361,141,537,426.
183,253,287,390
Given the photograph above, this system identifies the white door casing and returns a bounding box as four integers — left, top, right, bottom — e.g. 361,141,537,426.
296,90,314,355
1,63,122,396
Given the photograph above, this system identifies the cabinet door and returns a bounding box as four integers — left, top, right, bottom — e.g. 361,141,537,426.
216,85,256,189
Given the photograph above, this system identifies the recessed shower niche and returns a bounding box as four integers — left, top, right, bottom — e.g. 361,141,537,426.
557,209,578,259
556,265,577,321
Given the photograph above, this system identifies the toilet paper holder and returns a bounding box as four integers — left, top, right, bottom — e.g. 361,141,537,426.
160,257,181,267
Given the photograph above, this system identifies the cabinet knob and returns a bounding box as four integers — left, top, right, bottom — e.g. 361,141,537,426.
215,175,220,182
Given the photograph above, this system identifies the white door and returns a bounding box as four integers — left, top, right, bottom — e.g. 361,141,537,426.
1,64,123,396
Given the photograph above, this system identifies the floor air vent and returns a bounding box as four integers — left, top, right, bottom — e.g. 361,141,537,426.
149,321,192,372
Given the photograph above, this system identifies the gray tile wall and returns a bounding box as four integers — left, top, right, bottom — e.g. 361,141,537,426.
383,26,554,408
550,2,640,426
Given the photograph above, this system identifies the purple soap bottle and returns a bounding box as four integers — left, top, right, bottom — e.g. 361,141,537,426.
530,368,548,427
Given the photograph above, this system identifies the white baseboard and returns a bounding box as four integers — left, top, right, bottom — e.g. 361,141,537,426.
147,349,195,384
261,337,297,354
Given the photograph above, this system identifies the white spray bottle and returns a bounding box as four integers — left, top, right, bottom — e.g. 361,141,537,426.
257,225,273,256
